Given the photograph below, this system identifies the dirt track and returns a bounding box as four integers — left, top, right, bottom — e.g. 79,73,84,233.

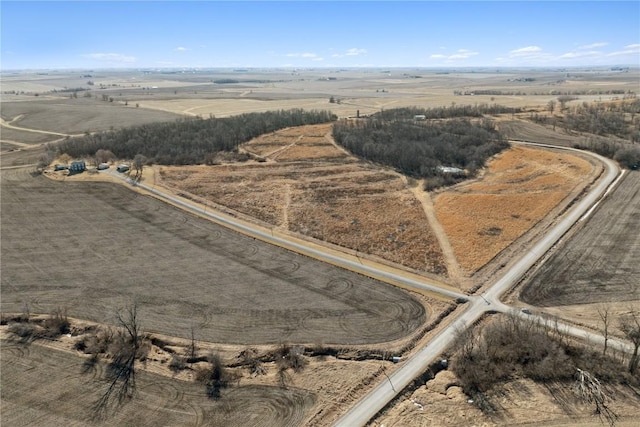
1,166,426,345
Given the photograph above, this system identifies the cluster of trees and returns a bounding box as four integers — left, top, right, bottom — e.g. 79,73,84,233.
5,306,70,342
563,100,640,141
332,108,508,181
454,89,635,97
454,89,526,96
451,312,638,425
374,104,520,121
56,109,335,165
573,137,640,169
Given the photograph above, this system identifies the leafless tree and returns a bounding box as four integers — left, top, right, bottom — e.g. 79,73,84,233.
547,100,556,114
619,306,640,374
275,343,307,388
94,149,115,166
93,303,145,418
187,324,198,361
574,368,619,426
597,304,612,356
195,353,233,399
238,347,266,376
132,154,146,180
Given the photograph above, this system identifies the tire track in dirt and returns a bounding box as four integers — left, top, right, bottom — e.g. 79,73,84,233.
0,115,76,137
269,135,303,160
409,181,465,285
324,130,352,157
282,184,292,230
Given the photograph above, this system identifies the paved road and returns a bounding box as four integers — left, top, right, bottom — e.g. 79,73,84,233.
108,169,468,301
107,142,627,427
332,142,624,426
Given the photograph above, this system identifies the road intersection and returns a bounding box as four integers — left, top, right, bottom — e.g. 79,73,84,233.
109,141,628,426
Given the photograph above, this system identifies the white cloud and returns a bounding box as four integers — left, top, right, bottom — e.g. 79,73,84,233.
175,46,189,52
287,52,318,58
346,48,367,56
285,52,324,61
429,49,479,61
84,53,136,63
579,42,608,50
332,48,367,58
449,49,479,59
509,46,542,56
607,43,640,57
559,50,601,59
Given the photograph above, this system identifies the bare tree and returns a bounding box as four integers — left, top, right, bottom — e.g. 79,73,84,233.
93,303,145,418
574,368,618,426
94,149,115,166
187,324,198,361
195,353,233,399
132,154,146,180
597,304,612,356
238,347,266,376
274,343,307,388
619,306,640,374
547,100,556,114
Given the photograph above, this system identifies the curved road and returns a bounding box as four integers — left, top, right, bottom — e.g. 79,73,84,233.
332,142,625,426
107,142,626,426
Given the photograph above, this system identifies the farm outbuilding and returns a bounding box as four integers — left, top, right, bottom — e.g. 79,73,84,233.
68,160,86,174
116,164,130,173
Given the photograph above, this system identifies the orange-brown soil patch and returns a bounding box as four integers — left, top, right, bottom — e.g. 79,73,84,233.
159,123,446,275
434,145,594,273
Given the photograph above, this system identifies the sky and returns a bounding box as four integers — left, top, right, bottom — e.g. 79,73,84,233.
1,1,639,70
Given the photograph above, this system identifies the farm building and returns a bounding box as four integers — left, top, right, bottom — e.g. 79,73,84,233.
116,164,130,173
437,165,466,176
68,160,86,174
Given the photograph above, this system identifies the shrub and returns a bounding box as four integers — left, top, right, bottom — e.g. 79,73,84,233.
169,354,187,372
8,322,40,341
614,146,640,170
41,308,70,338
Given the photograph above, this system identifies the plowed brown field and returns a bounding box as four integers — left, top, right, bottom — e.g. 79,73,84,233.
520,171,640,306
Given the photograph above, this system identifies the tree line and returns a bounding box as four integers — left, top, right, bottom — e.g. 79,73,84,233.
374,104,520,121
563,99,640,141
332,107,509,183
56,109,335,165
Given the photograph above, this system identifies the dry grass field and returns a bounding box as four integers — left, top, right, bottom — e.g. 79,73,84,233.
2,68,638,426
159,123,447,275
433,145,597,274
158,125,604,282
